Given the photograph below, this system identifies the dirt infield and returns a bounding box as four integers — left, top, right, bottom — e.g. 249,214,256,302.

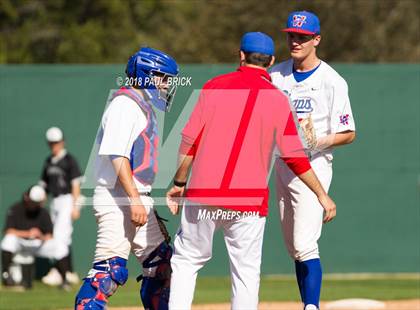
109,299,420,310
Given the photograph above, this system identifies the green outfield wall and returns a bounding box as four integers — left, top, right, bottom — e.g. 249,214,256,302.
0,64,419,276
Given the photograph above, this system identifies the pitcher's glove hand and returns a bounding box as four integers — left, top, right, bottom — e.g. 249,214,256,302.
299,115,317,150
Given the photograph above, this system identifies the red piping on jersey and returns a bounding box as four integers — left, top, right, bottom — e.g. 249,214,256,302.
132,132,152,174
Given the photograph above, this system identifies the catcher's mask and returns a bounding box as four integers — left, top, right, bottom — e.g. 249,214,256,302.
126,47,179,112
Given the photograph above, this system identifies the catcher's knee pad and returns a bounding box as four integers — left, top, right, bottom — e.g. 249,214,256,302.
139,242,173,310
75,257,128,309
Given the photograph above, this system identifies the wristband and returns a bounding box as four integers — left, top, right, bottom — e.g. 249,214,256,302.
173,180,187,187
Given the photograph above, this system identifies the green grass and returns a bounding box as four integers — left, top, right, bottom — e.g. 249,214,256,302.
0,276,419,310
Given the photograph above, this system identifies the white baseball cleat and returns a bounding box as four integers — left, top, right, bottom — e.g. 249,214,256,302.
41,268,61,286
305,305,319,310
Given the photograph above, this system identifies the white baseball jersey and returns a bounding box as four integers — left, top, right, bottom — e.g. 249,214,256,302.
94,94,150,193
270,59,355,160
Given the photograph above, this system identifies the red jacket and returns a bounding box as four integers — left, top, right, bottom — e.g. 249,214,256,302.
180,66,310,216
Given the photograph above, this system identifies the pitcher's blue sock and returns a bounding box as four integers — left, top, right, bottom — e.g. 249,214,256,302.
295,258,322,308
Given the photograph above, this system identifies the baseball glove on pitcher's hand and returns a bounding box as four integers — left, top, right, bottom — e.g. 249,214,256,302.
299,115,317,150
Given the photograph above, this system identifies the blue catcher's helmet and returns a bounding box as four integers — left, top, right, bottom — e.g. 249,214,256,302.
126,47,179,112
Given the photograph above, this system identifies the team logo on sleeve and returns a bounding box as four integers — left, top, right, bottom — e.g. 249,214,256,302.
292,98,313,113
293,15,307,27
339,114,350,125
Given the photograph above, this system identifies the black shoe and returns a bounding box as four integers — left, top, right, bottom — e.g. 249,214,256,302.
1,271,14,286
21,264,33,289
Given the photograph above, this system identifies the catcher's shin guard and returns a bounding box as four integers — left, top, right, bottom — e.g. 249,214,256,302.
138,242,173,310
75,257,128,309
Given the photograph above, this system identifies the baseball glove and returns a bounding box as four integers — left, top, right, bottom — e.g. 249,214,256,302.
299,114,317,150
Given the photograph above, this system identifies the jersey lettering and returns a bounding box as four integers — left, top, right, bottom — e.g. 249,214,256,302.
292,98,313,113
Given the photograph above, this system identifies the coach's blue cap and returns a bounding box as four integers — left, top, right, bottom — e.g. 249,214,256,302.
240,32,275,56
282,11,320,35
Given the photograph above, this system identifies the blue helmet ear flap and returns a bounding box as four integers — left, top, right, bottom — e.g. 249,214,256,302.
126,54,137,78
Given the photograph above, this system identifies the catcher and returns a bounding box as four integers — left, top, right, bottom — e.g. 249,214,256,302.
74,47,179,310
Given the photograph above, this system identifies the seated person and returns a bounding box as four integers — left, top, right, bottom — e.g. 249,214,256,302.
1,185,55,288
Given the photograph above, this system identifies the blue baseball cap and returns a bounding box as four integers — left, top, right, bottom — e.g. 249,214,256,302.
282,11,320,35
240,32,275,56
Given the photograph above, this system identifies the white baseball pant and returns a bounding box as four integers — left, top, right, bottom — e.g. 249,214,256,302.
1,234,65,260
169,204,266,310
88,186,164,276
50,194,74,247
275,154,333,262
